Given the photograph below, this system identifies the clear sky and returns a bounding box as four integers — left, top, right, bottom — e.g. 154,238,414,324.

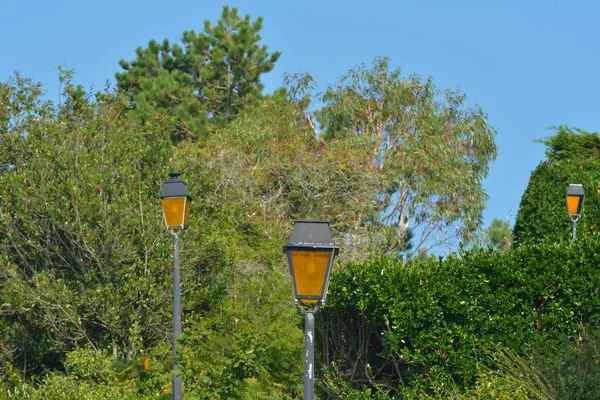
3,0,600,229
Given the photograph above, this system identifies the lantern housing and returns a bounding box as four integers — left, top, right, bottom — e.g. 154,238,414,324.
283,220,339,305
566,184,585,219
159,172,192,232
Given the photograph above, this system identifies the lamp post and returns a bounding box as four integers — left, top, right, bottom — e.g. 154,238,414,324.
160,172,192,400
283,220,338,400
566,184,585,241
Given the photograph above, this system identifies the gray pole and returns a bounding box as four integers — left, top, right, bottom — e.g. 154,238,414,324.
173,232,182,400
303,310,315,400
572,219,577,241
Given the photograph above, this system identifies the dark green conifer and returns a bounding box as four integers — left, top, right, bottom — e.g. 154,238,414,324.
116,6,280,143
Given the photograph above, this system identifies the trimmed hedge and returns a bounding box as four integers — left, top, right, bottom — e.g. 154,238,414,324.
320,235,600,396
513,158,600,245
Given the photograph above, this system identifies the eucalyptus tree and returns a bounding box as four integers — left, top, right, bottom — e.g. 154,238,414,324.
317,57,498,256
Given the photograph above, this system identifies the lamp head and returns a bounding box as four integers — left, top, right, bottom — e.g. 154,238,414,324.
566,184,585,220
159,172,192,232
283,220,339,306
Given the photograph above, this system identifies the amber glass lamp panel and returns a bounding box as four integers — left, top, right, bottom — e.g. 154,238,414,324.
566,195,582,217
183,197,191,227
290,250,331,301
161,197,190,230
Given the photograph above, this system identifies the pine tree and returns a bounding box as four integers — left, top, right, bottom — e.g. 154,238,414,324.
484,218,513,250
116,6,280,143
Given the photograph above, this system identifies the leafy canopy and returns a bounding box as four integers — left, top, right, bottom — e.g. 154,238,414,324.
317,57,498,256
483,218,513,250
514,126,600,245
537,125,600,161
116,6,280,143
0,71,181,374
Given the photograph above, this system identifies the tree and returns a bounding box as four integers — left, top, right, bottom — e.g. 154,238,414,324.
0,72,215,379
147,92,383,396
0,73,52,174
0,69,380,396
483,218,513,250
176,89,382,263
537,125,600,161
317,57,498,256
513,162,600,247
116,6,280,143
514,126,600,246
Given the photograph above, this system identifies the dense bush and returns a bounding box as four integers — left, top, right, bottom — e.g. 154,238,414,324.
320,234,600,397
0,72,377,398
533,326,600,399
0,73,302,398
513,138,600,246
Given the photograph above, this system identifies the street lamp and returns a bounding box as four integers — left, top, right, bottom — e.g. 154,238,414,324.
160,172,192,400
283,220,338,400
566,184,585,241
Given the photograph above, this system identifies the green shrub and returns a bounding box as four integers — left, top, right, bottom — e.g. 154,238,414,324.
320,235,600,396
533,325,600,399
513,158,600,246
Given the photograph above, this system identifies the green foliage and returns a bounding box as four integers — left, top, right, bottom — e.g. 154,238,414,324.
513,157,600,245
317,57,498,256
321,235,600,396
320,362,393,399
175,92,382,264
147,92,388,397
0,348,172,399
0,73,52,173
0,69,385,397
537,125,600,161
177,271,304,399
432,329,600,400
0,72,232,397
116,6,280,142
533,326,600,399
483,218,512,250
466,347,556,400
0,72,174,372
515,125,600,246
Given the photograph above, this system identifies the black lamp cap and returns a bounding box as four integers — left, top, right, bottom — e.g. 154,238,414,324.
566,184,585,197
283,220,339,254
159,172,192,200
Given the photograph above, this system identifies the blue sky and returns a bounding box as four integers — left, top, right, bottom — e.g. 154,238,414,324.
3,0,600,229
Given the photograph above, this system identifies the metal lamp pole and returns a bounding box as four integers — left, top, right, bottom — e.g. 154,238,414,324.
299,303,320,399
172,230,182,400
